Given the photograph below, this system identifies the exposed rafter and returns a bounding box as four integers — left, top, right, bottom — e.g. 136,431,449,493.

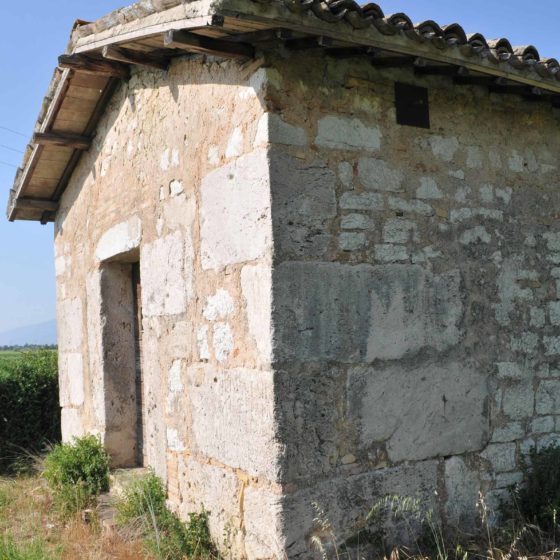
58,54,130,79
163,30,254,59
33,132,92,151
102,46,170,71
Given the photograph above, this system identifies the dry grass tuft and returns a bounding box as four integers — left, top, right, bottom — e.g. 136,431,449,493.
0,474,153,559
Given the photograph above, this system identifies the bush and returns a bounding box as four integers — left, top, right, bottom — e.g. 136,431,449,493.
116,470,215,559
514,443,560,530
43,435,110,516
0,350,60,473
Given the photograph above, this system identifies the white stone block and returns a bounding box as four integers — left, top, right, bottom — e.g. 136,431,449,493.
203,289,235,321
59,353,85,407
416,177,442,199
316,116,381,151
358,158,403,192
201,150,272,270
141,231,193,317
95,216,142,261
255,113,307,147
61,408,84,442
57,298,83,352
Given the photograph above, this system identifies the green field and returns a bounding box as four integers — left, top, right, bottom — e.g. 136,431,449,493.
0,351,21,374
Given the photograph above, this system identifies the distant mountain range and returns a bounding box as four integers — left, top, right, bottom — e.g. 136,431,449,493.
0,320,57,347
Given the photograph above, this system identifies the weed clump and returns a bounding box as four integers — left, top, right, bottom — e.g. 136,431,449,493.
43,435,110,516
116,470,214,559
514,443,560,531
0,536,55,560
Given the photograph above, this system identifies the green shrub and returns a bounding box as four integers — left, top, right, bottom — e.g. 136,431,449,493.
0,350,60,473
116,470,215,559
43,435,110,516
514,443,560,530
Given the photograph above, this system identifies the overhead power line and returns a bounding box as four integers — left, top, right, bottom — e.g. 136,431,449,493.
0,125,27,138
0,160,18,169
0,144,24,155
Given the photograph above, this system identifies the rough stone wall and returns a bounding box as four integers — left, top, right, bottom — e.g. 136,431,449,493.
265,51,560,556
54,56,281,557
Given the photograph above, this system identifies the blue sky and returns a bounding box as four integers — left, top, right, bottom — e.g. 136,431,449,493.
0,0,558,334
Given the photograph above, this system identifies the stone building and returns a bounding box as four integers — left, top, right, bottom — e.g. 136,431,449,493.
7,0,560,557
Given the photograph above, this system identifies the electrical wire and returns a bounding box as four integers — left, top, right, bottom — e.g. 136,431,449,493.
0,160,18,169
0,144,24,155
0,125,27,138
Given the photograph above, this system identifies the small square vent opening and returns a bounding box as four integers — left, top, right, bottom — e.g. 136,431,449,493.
395,82,430,129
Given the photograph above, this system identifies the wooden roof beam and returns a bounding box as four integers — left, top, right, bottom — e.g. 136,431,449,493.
58,54,130,79
224,28,294,43
415,64,469,77
102,46,170,71
285,35,334,50
15,198,58,212
33,132,92,151
164,30,254,59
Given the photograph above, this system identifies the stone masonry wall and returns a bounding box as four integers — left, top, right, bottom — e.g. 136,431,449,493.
54,56,282,557
264,50,560,556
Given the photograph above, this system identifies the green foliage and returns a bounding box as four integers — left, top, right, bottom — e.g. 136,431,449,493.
116,470,215,559
43,435,110,516
514,443,560,530
0,537,55,560
0,350,60,473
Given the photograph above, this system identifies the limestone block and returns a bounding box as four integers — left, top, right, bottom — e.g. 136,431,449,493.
201,150,272,270
492,422,524,442
481,443,517,473
375,244,409,263
273,262,463,362
270,150,336,258
388,197,433,216
358,158,403,192
348,362,488,462
530,307,546,328
550,301,560,325
339,232,367,251
495,472,523,488
203,289,234,321
177,457,242,554
212,322,234,363
383,219,417,244
241,264,273,363
315,115,381,151
341,214,371,230
255,113,307,147
531,416,555,434
243,487,284,560
501,381,534,419
141,231,193,317
460,226,491,245
544,337,560,356
59,353,85,407
536,379,560,414
57,298,83,352
95,216,142,261
428,135,459,162
416,177,442,199
187,366,280,480
339,192,383,211
281,461,438,558
496,362,525,379
445,457,481,528
61,408,84,442
338,162,353,187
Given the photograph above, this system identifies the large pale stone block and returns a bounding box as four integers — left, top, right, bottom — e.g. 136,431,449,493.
95,216,142,261
59,353,85,407
273,262,463,362
187,365,280,480
57,298,83,352
61,407,84,442
201,150,272,270
445,457,481,529
255,113,307,147
316,115,381,151
348,362,489,462
358,158,403,192
141,231,193,317
241,264,273,363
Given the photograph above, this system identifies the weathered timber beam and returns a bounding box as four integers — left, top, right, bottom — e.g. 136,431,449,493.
324,47,374,59
58,54,130,79
102,46,169,71
15,198,58,212
285,35,334,50
371,54,415,68
415,64,469,77
453,75,508,87
33,132,92,150
224,28,293,43
164,30,254,59
490,84,544,96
